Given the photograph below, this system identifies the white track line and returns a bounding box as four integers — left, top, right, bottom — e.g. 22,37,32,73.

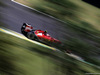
0,28,84,61
0,28,100,69
0,28,56,50
11,0,67,24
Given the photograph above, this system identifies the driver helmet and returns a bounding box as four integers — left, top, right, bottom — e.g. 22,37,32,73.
44,30,47,33
44,30,47,35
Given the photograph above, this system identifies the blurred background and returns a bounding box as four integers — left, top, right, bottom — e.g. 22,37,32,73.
0,0,100,75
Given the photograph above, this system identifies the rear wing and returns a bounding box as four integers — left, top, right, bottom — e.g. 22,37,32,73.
22,23,33,32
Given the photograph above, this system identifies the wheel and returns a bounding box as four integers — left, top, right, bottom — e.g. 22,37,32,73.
27,32,39,41
27,32,35,40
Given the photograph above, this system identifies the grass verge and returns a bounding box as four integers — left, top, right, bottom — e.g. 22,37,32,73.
0,29,100,75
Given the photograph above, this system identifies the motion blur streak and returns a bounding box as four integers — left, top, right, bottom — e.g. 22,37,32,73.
0,28,100,75
0,28,56,50
0,0,100,75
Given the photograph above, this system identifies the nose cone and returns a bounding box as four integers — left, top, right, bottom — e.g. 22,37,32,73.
53,38,61,44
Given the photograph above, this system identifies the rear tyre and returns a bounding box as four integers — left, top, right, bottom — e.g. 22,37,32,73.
27,32,35,40
27,32,39,41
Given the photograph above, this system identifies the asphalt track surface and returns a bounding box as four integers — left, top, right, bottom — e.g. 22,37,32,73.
0,0,100,69
0,0,84,62
0,0,72,40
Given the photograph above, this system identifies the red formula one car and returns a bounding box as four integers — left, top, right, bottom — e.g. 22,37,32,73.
21,23,61,45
